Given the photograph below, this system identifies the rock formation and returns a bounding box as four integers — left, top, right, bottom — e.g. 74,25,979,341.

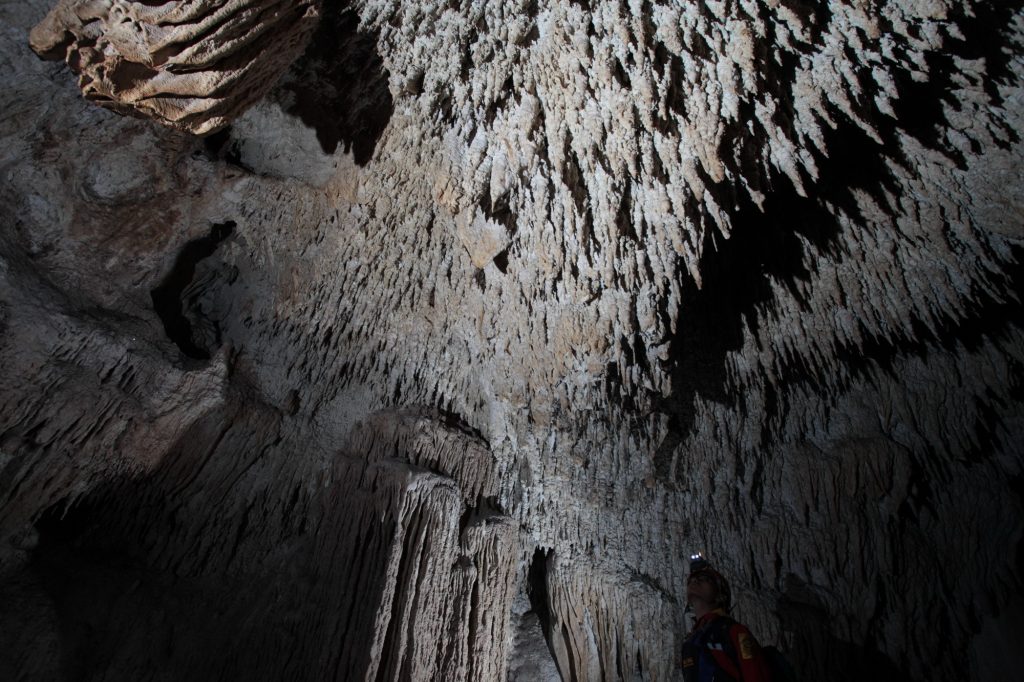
1,0,1023,681
28,0,321,134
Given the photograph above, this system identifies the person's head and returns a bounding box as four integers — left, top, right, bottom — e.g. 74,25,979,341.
686,561,731,618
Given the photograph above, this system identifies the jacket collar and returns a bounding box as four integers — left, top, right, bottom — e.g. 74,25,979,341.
695,608,728,629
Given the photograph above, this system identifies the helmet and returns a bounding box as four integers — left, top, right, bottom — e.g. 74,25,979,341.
687,553,732,611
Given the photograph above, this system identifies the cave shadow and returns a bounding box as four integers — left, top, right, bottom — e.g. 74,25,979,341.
16,406,289,681
650,107,871,482
277,1,394,164
775,573,922,682
650,1,1024,481
150,220,236,362
15,403,505,682
13,403,394,682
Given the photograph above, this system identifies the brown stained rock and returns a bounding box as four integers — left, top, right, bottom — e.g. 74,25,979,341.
29,0,321,134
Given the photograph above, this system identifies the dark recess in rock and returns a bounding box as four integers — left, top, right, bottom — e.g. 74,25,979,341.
526,548,557,663
150,221,236,361
280,3,394,164
200,127,250,170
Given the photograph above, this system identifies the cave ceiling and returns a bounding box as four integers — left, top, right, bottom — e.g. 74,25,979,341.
1,0,1023,680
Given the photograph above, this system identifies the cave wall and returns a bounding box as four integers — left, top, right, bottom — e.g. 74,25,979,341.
1,0,1023,681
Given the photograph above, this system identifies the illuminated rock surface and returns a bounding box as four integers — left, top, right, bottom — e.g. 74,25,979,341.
1,0,1023,680
29,0,321,134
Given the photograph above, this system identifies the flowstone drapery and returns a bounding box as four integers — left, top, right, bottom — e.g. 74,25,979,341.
29,0,321,134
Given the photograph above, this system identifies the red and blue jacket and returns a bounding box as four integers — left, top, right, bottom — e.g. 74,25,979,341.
682,610,773,682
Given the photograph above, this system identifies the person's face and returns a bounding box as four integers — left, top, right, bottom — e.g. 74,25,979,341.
686,575,717,617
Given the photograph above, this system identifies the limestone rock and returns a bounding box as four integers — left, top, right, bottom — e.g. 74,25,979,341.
455,205,512,269
1,0,1024,681
29,0,321,134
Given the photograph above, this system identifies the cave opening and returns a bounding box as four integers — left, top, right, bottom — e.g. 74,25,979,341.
527,547,553,636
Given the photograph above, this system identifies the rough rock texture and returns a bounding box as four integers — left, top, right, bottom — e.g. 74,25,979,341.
28,0,321,134
2,0,1024,681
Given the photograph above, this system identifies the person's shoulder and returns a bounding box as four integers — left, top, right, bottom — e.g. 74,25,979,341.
725,620,763,660
725,619,753,636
